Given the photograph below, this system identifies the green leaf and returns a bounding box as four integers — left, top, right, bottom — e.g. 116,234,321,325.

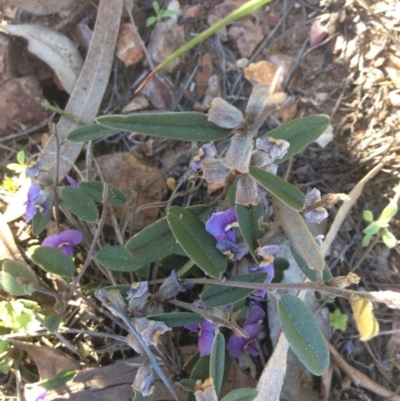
273,198,325,275
146,16,158,26
32,211,52,235
38,369,76,390
236,203,264,263
32,247,75,278
190,355,210,381
161,9,177,18
363,221,382,235
210,332,225,395
152,0,160,14
249,166,305,211
379,203,398,223
361,234,371,247
0,260,38,296
290,246,333,282
278,294,329,376
263,115,330,163
17,150,25,165
220,388,258,401
95,246,142,271
96,112,230,141
148,312,206,327
133,392,153,401
381,229,397,249
61,186,99,222
167,206,227,278
362,210,374,222
273,257,290,272
44,315,61,332
329,309,347,331
79,181,128,206
201,273,269,308
67,124,113,142
179,378,196,392
126,217,185,264
101,284,130,297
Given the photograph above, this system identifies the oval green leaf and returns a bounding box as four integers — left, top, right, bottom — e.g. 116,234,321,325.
95,246,142,271
79,181,127,206
277,294,329,376
220,388,258,401
290,246,333,282
249,166,305,211
167,206,227,278
263,115,330,163
201,272,269,308
96,112,230,141
44,315,61,332
148,312,206,327
32,211,52,235
362,221,381,236
210,332,225,395
67,124,113,142
178,378,196,392
125,217,186,264
32,247,75,277
381,229,397,249
60,186,99,222
0,260,38,296
236,203,264,263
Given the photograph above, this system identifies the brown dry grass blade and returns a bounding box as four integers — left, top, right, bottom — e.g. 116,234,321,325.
39,0,124,182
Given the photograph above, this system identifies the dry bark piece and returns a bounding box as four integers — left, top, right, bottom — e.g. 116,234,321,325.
228,16,264,58
182,3,201,19
5,0,78,15
309,20,328,47
38,0,124,182
148,20,185,73
0,76,49,136
95,152,164,229
115,23,144,67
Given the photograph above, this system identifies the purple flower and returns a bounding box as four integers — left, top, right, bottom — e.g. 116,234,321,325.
42,229,83,257
304,188,328,224
227,305,265,359
216,240,248,261
26,161,43,178
127,281,149,299
25,184,52,223
66,175,79,188
205,207,238,242
185,321,215,356
256,137,290,160
24,386,47,401
191,144,217,171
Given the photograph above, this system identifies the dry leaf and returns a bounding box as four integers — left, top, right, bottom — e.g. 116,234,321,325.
96,152,164,229
332,34,345,55
244,60,277,86
0,212,23,261
0,23,83,93
115,23,144,67
38,0,124,181
349,296,379,341
315,124,334,148
228,16,264,58
122,95,149,112
365,39,386,60
385,55,400,89
0,76,49,136
142,74,174,110
195,53,214,98
182,3,201,19
73,22,93,51
207,177,225,194
7,340,79,380
203,74,221,106
309,19,328,47
0,34,11,83
6,0,77,15
277,96,297,122
148,20,185,73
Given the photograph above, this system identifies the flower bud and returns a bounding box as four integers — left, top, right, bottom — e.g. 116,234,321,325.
134,318,172,347
132,359,154,397
236,174,259,206
158,270,193,299
223,133,253,173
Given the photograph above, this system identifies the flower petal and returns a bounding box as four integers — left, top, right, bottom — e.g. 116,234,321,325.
202,159,231,183
245,305,265,326
198,324,215,356
236,174,259,206
42,235,62,248
208,97,245,129
305,188,322,206
59,244,74,257
59,229,83,246
205,207,237,242
216,240,248,261
227,334,246,359
223,133,253,173
24,386,47,401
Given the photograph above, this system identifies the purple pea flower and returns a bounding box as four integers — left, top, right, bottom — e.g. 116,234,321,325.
191,143,217,171
66,175,79,188
24,386,47,401
25,183,52,223
185,321,215,357
216,240,248,261
42,229,83,257
26,160,43,178
304,188,328,224
227,305,265,359
205,207,238,243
